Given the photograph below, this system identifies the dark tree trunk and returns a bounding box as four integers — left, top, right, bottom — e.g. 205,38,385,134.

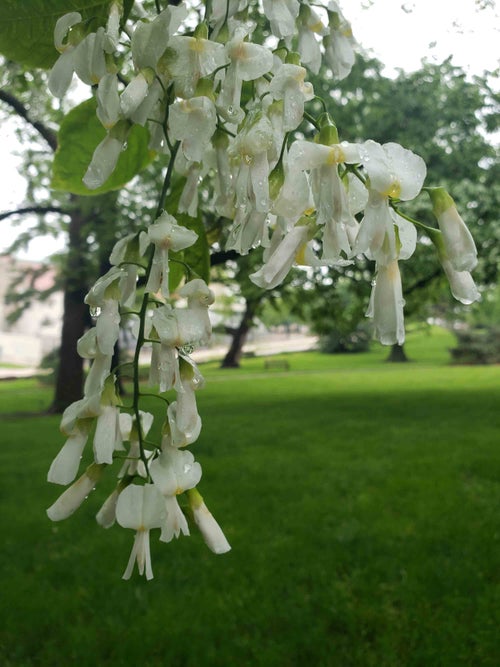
48,203,89,413
220,299,257,368
386,343,409,363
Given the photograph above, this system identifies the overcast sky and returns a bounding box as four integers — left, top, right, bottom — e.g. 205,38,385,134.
1,0,498,261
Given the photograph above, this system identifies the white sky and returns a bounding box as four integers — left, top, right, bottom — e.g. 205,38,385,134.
1,0,498,261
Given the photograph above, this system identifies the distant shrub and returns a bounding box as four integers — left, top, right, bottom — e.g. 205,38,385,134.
450,327,500,365
320,325,371,354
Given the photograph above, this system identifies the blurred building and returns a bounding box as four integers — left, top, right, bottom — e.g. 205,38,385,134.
0,255,62,366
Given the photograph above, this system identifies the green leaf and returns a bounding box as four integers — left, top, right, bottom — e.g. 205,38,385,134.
0,1,110,69
52,98,154,196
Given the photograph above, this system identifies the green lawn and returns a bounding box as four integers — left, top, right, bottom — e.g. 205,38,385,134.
1,329,499,667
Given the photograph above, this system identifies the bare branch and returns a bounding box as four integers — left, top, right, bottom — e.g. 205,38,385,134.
0,205,67,222
0,89,57,151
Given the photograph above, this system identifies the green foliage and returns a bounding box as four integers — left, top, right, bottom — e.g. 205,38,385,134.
52,99,154,196
1,334,499,666
450,327,500,365
450,286,500,365
320,324,371,354
0,1,110,69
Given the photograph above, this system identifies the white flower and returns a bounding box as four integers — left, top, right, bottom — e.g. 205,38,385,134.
117,411,154,478
269,63,314,132
250,222,312,290
366,260,406,346
131,5,187,70
324,2,357,81
116,484,166,580
354,141,426,263
262,0,300,40
73,28,107,86
120,70,153,118
92,376,124,465
47,463,103,522
145,212,198,298
230,112,275,213
169,97,217,163
47,419,92,485
297,4,327,74
168,34,228,99
428,187,477,272
150,446,202,542
83,134,124,190
167,400,202,448
104,1,122,53
96,73,120,129
217,26,274,122
96,485,124,529
440,257,481,305
226,205,269,255
48,12,83,98
93,405,123,464
188,489,231,554
430,229,480,305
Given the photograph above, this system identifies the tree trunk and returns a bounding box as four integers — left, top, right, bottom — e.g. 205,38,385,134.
386,343,409,363
220,299,257,368
47,203,89,413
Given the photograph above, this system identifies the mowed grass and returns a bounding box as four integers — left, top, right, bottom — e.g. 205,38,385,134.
0,328,499,667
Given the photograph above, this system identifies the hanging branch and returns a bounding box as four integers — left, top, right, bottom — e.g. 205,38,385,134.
0,205,66,221
0,88,57,151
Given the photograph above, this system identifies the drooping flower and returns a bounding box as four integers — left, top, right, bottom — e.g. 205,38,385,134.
168,96,218,163
117,411,154,478
262,0,300,41
168,29,228,99
250,218,316,290
145,212,198,298
428,187,477,272
48,12,84,98
354,140,426,264
217,25,274,123
187,488,231,554
47,463,104,521
47,418,93,485
131,4,187,70
268,63,314,132
150,445,202,542
297,3,327,74
83,120,131,190
286,137,361,261
92,376,124,465
324,1,357,81
229,111,275,213
116,484,166,580
366,259,406,346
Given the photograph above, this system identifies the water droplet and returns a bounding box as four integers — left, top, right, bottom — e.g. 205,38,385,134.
183,463,192,474
180,344,195,355
243,154,253,166
89,305,101,317
121,142,128,152
371,279,377,287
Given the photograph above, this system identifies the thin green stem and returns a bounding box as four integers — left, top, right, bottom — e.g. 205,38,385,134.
303,110,320,130
131,145,180,476
389,201,439,235
140,392,171,406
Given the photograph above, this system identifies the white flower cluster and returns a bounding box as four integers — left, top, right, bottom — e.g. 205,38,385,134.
46,1,480,578
47,212,230,580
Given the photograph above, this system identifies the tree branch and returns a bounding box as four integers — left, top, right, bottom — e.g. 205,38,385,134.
0,89,57,151
0,205,67,222
210,249,240,266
